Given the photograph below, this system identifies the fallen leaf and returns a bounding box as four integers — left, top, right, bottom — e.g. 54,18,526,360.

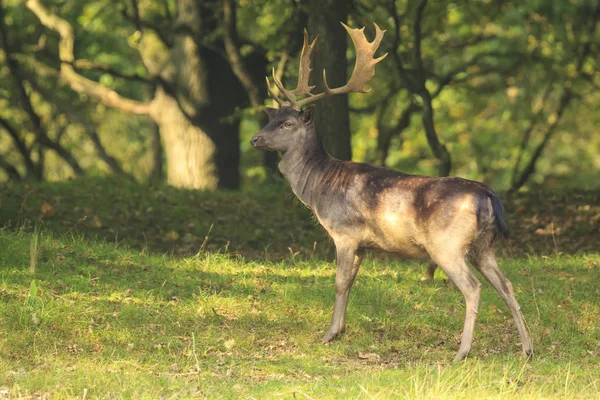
40,201,55,219
90,216,103,228
540,327,551,341
357,351,380,361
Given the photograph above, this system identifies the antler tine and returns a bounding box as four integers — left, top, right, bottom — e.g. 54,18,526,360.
294,22,387,109
291,29,318,96
265,76,287,107
335,22,387,93
271,67,298,107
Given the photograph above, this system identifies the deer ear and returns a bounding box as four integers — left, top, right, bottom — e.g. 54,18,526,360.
264,107,279,121
302,105,315,125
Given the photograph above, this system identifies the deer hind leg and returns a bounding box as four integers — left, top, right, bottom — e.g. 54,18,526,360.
431,253,482,362
322,244,364,343
421,261,438,281
473,249,533,358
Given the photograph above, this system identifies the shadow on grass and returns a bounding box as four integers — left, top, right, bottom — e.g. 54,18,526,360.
0,178,334,261
1,179,599,260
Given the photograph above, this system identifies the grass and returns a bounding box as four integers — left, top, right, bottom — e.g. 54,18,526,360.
0,229,598,398
0,179,599,398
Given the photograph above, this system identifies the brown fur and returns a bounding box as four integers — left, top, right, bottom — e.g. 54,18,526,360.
251,106,533,362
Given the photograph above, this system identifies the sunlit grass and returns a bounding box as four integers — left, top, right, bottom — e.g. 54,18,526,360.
0,229,598,398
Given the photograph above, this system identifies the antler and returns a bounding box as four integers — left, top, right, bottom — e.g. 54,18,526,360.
267,29,318,107
266,22,387,110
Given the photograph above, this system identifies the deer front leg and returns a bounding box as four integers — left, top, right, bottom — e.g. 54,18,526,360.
322,245,364,343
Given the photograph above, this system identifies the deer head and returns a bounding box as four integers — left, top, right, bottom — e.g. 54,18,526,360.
251,22,387,152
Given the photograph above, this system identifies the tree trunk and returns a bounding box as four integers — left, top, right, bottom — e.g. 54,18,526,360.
308,0,351,160
420,90,451,176
151,89,217,189
210,119,240,190
28,0,221,189
149,121,163,183
202,47,249,190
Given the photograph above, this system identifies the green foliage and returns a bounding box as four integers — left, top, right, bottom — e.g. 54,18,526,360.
0,0,154,181
0,0,598,189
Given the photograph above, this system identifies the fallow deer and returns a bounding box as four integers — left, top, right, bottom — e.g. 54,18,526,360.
250,23,533,362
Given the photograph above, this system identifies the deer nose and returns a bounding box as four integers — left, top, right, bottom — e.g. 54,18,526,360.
250,135,262,147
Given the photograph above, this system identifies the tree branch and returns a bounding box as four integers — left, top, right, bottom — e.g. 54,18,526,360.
440,33,499,49
221,0,263,111
25,76,133,179
121,4,173,47
377,99,420,166
413,0,427,86
1,2,83,177
0,155,22,182
409,0,451,176
387,0,415,90
130,0,142,33
26,0,153,115
510,90,573,191
0,116,38,178
70,59,155,84
510,82,554,186
431,51,527,98
509,4,598,192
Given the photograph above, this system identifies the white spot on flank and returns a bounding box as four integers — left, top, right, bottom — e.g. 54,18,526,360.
384,212,399,224
459,198,471,211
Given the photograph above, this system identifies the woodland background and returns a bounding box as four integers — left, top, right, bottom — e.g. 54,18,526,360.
0,0,598,192
1,1,600,398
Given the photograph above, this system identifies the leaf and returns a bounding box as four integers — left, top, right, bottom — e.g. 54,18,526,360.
90,216,103,228
40,201,55,219
538,327,551,343
357,351,380,361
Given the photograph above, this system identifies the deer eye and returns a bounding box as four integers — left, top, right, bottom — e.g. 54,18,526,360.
283,121,294,128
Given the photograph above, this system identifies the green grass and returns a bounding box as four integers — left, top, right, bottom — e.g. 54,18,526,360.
0,179,598,398
1,229,599,398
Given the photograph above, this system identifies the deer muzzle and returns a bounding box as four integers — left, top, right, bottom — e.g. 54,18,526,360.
250,134,268,150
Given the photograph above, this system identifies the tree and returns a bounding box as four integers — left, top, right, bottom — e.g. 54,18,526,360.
508,1,599,191
308,0,351,160
26,0,249,189
361,0,529,176
0,3,85,180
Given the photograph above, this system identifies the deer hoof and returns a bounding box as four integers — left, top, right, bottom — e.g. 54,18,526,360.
452,351,469,363
322,330,340,343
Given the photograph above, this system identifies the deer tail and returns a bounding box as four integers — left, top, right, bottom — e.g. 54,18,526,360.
489,192,509,238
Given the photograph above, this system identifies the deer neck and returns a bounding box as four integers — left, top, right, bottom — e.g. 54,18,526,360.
278,127,334,209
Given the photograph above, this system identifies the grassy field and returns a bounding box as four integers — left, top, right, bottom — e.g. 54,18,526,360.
0,180,599,398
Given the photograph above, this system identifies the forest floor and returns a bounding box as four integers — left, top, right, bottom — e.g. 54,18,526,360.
0,179,599,398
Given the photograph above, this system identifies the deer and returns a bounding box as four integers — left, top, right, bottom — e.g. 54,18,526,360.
250,23,533,362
